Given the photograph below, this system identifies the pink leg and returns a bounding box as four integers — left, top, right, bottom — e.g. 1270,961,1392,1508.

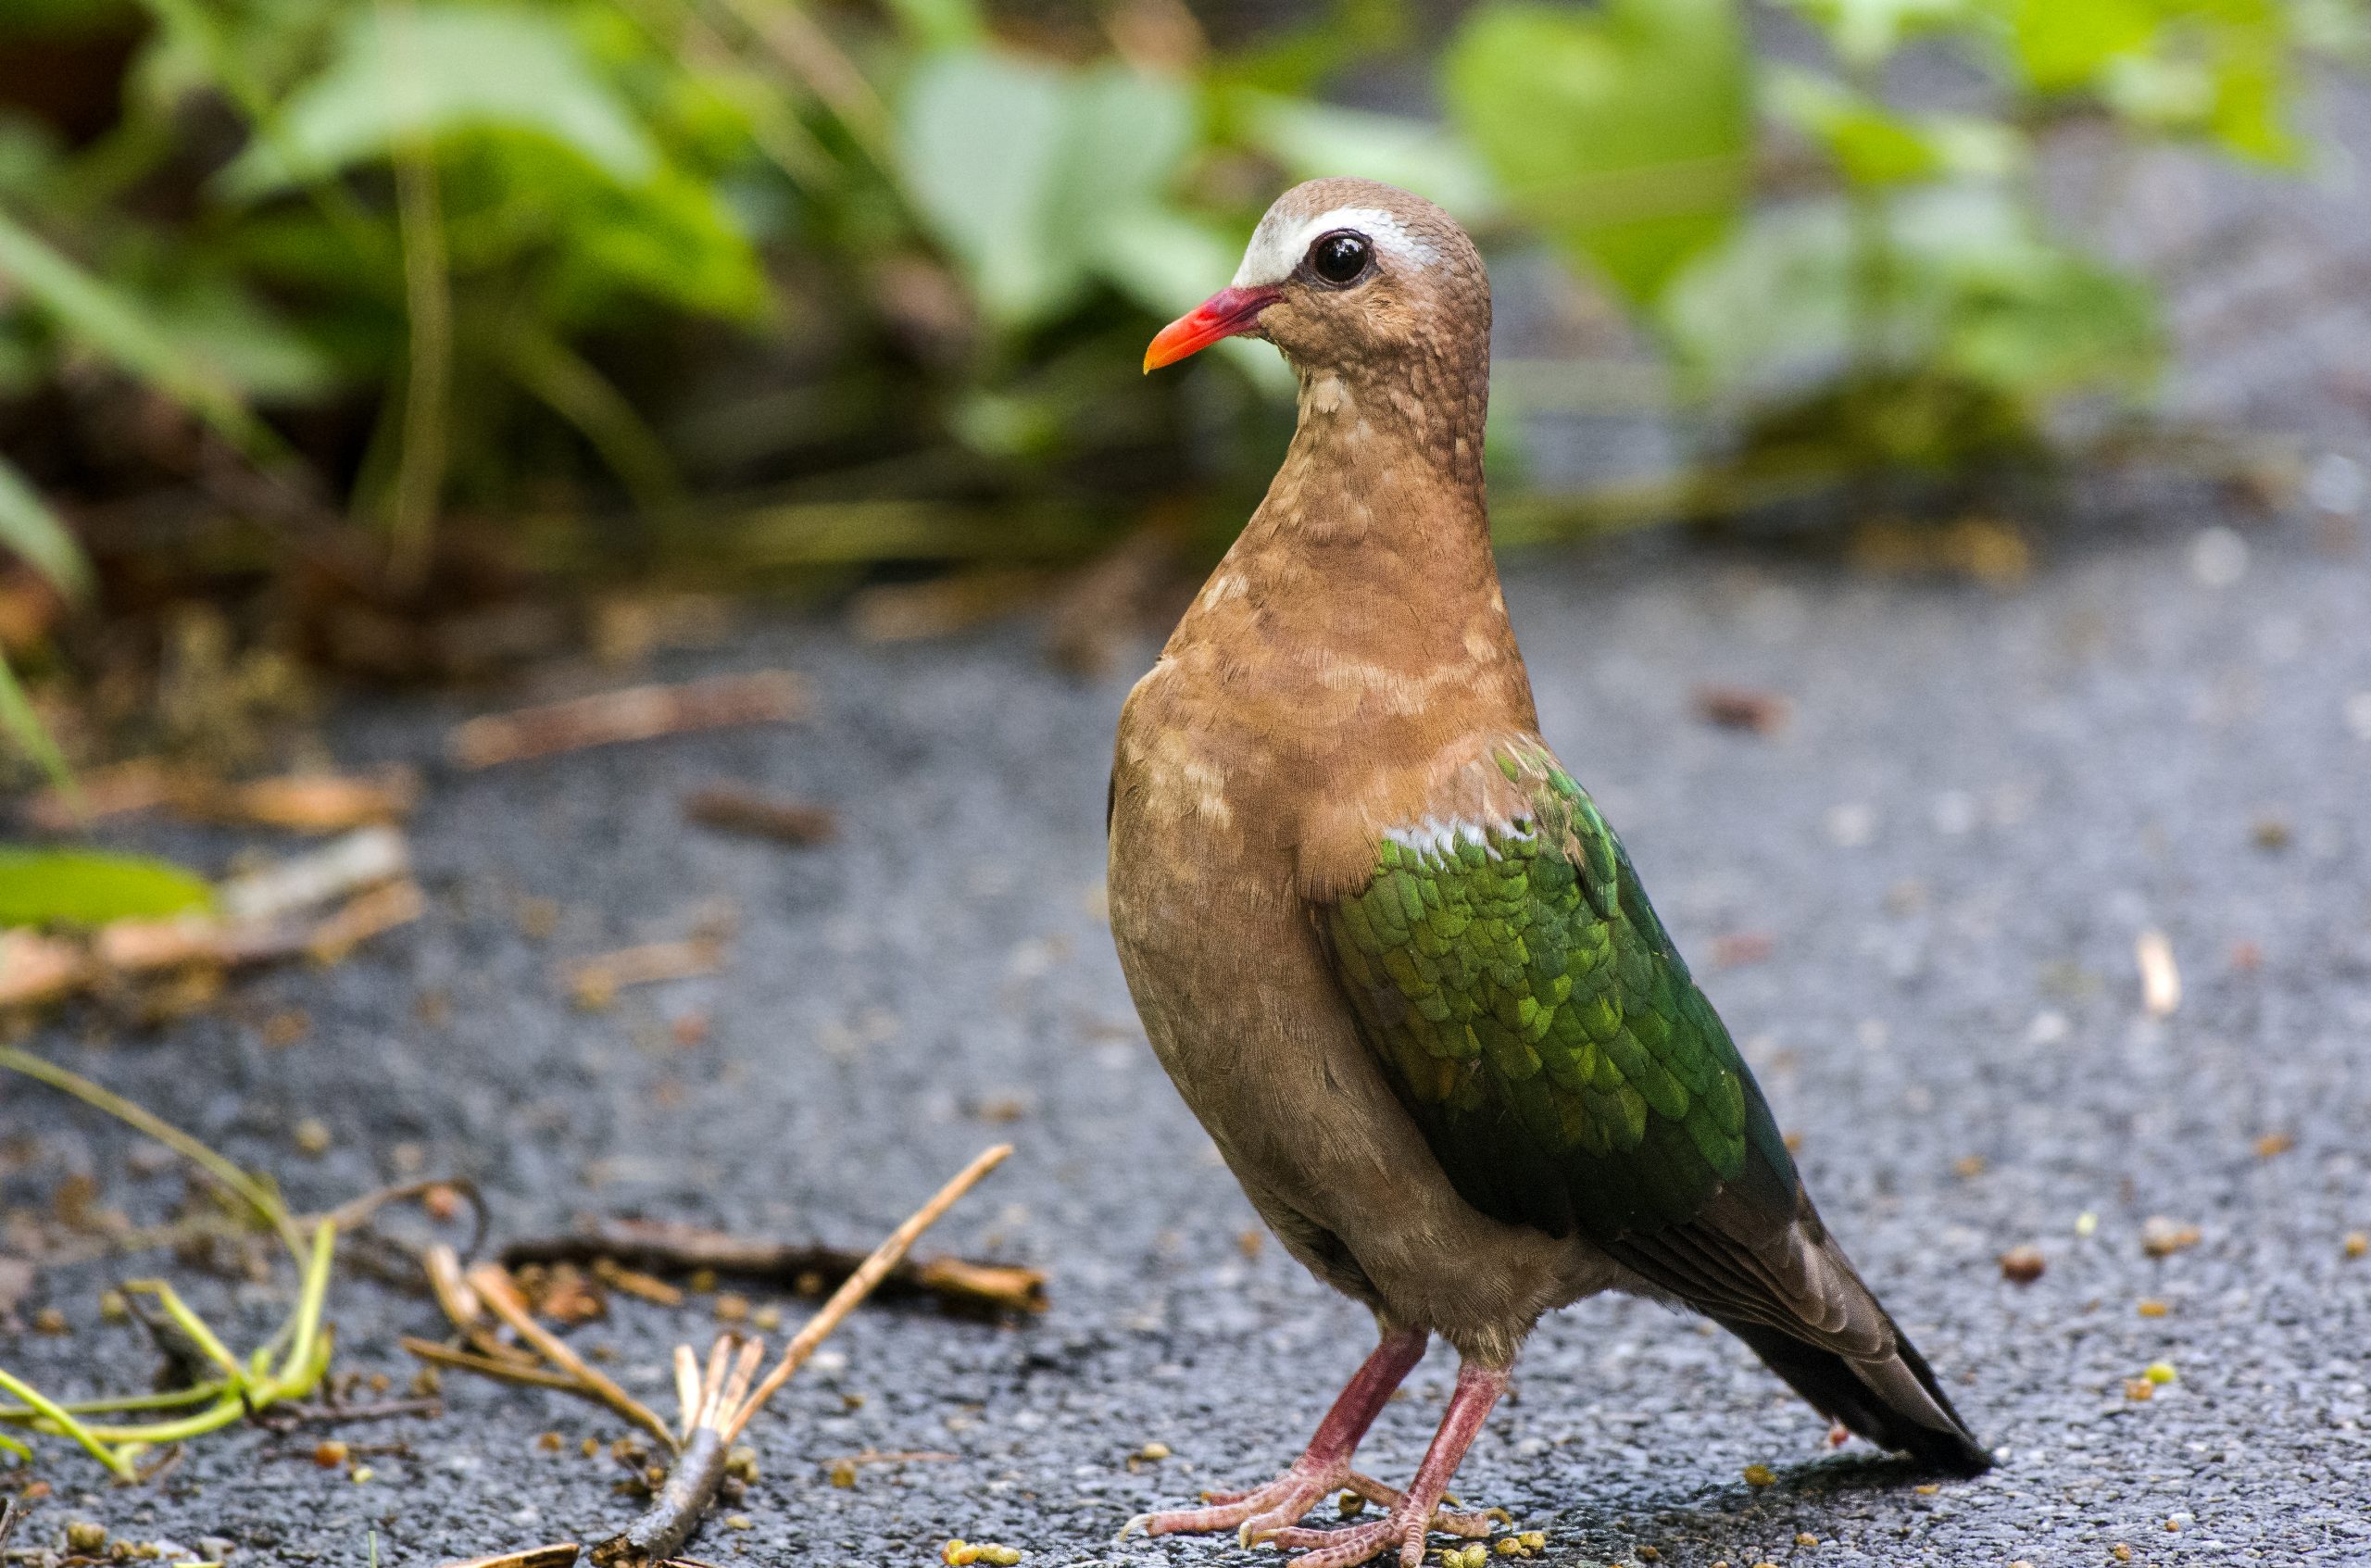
1266,1357,1511,1568
1122,1326,1428,1545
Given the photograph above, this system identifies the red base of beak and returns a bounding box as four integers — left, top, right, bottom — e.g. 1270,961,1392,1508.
1144,286,1282,371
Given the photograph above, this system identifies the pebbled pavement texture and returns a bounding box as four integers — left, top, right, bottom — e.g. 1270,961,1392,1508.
7,500,2371,1568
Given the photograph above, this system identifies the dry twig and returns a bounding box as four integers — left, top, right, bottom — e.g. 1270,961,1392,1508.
446,672,807,768
683,785,836,846
465,1261,678,1449
562,939,723,1010
436,1546,581,1568
500,1219,1045,1315
583,1146,1012,1566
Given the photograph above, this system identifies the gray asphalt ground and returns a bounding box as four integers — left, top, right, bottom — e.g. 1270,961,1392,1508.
10,497,2371,1568
9,77,2371,1568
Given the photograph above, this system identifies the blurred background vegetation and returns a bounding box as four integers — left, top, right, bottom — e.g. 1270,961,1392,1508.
0,0,2364,781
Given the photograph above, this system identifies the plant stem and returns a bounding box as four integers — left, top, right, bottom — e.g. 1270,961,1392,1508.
381,0,453,590
0,1384,227,1423
0,1371,132,1480
496,322,686,520
0,1047,304,1261
724,1143,1011,1440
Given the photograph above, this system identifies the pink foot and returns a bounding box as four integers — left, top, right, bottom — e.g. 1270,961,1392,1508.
1120,1327,1427,1545
1123,1467,1487,1549
1256,1360,1510,1568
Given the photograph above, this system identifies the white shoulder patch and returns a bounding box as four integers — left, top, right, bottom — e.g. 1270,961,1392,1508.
1384,813,1532,865
1232,205,1441,289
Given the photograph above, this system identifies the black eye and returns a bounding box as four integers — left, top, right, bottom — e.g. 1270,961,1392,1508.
1307,231,1372,285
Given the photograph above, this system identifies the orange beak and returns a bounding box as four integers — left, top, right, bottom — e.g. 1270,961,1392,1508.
1143,285,1281,372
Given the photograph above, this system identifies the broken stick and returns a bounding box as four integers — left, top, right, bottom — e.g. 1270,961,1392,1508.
498,1220,1045,1315
683,785,836,846
587,1144,1012,1568
447,672,808,769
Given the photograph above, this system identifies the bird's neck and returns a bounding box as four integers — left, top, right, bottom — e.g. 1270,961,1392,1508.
1173,353,1535,736
1234,355,1504,634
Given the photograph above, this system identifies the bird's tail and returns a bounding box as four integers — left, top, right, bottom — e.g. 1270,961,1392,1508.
1716,1313,1992,1476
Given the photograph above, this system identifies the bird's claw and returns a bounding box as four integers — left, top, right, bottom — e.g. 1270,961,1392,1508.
1263,1499,1471,1568
1118,1462,1340,1546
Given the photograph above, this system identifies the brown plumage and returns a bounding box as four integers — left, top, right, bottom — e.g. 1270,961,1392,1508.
1110,179,1987,1568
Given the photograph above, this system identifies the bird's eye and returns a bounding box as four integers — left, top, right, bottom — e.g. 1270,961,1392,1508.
1307,231,1372,286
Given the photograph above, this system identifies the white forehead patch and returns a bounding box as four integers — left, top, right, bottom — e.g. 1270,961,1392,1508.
1230,205,1440,288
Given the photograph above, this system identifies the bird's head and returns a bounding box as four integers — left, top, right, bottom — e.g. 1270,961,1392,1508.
1143,178,1487,385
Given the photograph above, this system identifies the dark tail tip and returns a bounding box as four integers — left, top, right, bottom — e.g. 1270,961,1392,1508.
1718,1317,1992,1476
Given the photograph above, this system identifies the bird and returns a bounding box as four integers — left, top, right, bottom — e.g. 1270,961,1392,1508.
1106,178,1989,1568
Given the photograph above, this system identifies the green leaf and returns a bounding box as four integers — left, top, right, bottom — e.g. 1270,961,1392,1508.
899,53,1202,330
0,207,262,448
898,49,1075,328
880,0,988,52
1444,0,1750,307
2004,0,2157,90
147,279,342,404
1783,0,1977,67
1228,90,1499,218
221,6,659,197
1769,69,2023,186
0,456,90,599
2001,0,2305,166
0,848,215,928
1661,185,2161,404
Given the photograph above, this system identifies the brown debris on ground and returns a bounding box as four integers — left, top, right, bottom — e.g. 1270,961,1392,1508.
21,763,420,834
446,671,808,769
500,1217,1047,1316
413,1148,1016,1568
683,785,837,847
2141,1217,2202,1258
0,828,422,1012
1691,685,1791,735
562,938,726,1011
438,1547,583,1568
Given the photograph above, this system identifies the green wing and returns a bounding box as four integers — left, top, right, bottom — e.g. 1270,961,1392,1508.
1322,744,1796,1246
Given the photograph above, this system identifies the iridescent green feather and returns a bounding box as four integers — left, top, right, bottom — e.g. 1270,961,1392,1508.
1322,746,1793,1242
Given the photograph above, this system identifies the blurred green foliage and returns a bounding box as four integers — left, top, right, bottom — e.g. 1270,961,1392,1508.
0,0,2362,734
0,846,215,924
